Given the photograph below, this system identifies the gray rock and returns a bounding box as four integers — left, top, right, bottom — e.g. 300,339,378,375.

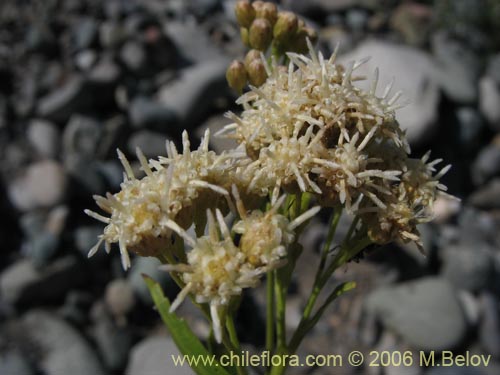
469,178,500,209
440,244,494,292
74,49,97,71
427,366,485,375
126,335,192,375
0,350,35,375
158,58,230,129
73,18,98,51
129,96,176,129
63,115,102,160
479,293,500,359
346,9,368,32
479,76,500,131
456,107,483,151
26,231,59,268
127,130,169,158
486,54,500,83
8,160,68,211
96,160,124,190
431,31,480,103
99,21,126,48
365,277,468,350
284,0,369,14
471,142,500,186
88,57,121,86
0,256,87,307
105,279,136,318
339,40,440,146
75,225,105,257
165,20,223,64
120,41,147,73
91,302,132,371
26,119,60,158
195,114,238,153
37,76,93,123
22,310,105,375
127,257,173,305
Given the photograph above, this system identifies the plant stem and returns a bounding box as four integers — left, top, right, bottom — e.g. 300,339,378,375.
274,269,287,351
226,314,241,352
266,271,275,355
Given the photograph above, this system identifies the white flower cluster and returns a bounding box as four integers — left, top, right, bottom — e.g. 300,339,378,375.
86,41,450,339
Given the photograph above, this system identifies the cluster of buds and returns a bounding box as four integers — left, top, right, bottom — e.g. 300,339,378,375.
227,0,318,92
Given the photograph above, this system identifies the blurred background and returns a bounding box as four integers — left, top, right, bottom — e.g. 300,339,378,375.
1,0,500,374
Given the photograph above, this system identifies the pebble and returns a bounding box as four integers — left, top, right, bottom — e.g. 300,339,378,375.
471,142,500,186
127,130,170,158
158,58,230,129
37,76,93,123
440,244,494,292
165,20,225,64
431,31,480,103
339,40,440,146
0,256,87,307
26,119,60,159
479,76,500,131
365,277,468,350
126,335,192,375
127,257,173,305
22,310,106,375
469,178,500,209
479,293,500,358
194,114,238,153
73,18,98,51
8,160,68,212
91,302,133,370
120,41,147,74
62,114,102,160
75,226,105,257
0,350,35,375
128,96,176,130
105,279,136,319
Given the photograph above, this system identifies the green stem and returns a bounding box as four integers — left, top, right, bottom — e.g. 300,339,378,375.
226,314,241,352
274,269,287,351
300,207,342,324
266,271,275,355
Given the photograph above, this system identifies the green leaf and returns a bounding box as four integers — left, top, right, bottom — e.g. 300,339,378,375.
143,275,232,375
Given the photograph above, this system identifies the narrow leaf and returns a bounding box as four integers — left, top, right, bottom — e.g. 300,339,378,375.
143,275,231,375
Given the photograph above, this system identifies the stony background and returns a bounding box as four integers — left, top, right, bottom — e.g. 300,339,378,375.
1,0,500,374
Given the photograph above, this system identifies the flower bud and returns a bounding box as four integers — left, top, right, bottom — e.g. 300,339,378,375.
226,60,248,93
244,49,262,70
235,0,255,28
247,59,267,87
249,18,273,51
256,2,278,26
252,1,265,13
240,27,250,46
293,26,318,53
273,11,298,43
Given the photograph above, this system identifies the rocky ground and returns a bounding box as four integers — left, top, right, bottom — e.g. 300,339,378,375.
1,0,500,374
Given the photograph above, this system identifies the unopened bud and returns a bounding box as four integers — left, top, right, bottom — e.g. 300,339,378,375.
226,60,248,93
274,12,299,42
240,27,250,46
235,0,255,28
252,1,265,13
293,26,318,53
256,2,278,26
244,49,262,70
249,18,272,51
247,59,267,87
